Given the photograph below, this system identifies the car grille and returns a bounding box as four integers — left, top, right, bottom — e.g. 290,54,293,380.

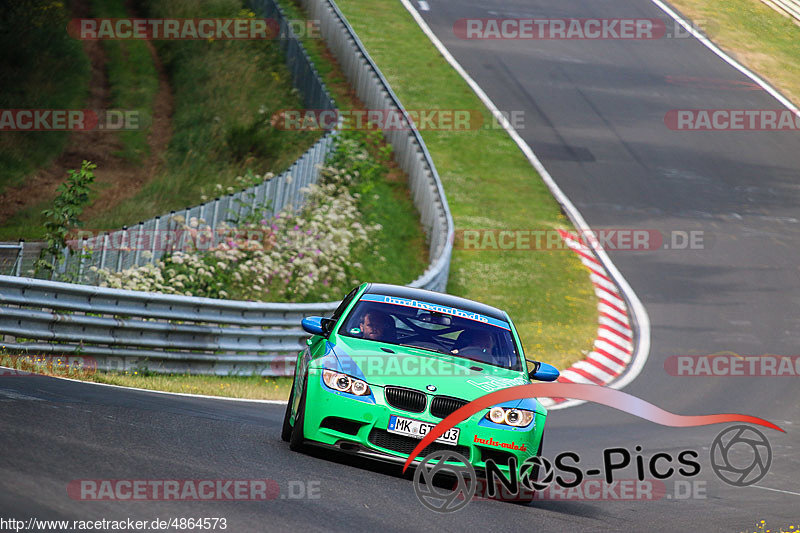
368,429,470,459
479,447,517,467
384,386,427,413
430,396,469,419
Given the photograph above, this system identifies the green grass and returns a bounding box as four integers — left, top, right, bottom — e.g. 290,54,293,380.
333,0,598,369
0,200,52,241
0,352,291,399
337,130,428,287
0,1,90,194
353,175,428,285
92,372,292,400
92,0,159,163
667,0,800,105
0,0,160,240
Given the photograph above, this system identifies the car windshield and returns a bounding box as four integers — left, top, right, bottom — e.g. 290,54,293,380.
339,295,521,371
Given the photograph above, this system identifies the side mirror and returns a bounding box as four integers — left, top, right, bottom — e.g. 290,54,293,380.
527,360,560,382
302,316,336,337
321,318,336,336
302,316,325,336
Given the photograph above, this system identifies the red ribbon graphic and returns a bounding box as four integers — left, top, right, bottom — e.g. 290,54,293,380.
402,383,783,472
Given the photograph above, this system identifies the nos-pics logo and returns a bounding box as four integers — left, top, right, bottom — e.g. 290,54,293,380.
412,425,772,512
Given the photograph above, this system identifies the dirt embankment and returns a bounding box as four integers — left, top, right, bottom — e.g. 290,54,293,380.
0,0,172,227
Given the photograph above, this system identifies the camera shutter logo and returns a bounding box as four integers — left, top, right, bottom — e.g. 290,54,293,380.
710,425,772,487
519,455,554,491
413,450,476,513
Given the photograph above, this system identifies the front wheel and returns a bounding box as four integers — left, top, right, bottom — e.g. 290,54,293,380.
531,436,544,481
515,436,545,505
280,382,295,442
289,376,308,452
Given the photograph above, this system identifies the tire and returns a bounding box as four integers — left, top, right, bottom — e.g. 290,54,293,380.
531,435,544,481
280,382,295,443
289,376,308,452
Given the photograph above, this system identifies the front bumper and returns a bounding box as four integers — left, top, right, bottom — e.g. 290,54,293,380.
298,368,546,473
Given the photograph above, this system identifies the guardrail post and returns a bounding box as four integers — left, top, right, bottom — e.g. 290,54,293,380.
117,226,127,271
134,222,143,266
167,211,176,255
151,217,160,263
100,233,109,270
14,240,24,277
211,200,220,231
75,235,85,282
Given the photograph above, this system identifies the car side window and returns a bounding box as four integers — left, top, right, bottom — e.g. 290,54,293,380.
330,287,359,322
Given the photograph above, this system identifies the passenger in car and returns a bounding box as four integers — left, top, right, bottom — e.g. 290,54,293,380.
451,329,494,358
359,309,397,342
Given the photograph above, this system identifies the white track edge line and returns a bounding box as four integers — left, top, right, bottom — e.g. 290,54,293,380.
0,365,288,405
398,0,651,411
750,485,800,497
648,0,799,114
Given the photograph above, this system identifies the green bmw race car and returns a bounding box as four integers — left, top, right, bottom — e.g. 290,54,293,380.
281,283,559,472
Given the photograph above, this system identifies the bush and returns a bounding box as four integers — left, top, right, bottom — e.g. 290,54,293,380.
94,134,383,302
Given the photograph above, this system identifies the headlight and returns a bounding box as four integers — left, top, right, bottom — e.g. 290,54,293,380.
489,407,506,424
322,370,371,396
485,407,534,427
350,380,368,395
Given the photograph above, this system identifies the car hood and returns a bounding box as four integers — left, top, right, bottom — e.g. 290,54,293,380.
313,337,543,413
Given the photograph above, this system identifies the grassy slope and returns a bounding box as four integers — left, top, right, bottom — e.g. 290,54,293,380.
334,0,598,370
92,0,159,163
0,1,90,194
667,0,800,105
85,0,321,229
0,0,160,240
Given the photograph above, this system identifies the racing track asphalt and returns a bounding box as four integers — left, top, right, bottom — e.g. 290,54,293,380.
2,0,800,530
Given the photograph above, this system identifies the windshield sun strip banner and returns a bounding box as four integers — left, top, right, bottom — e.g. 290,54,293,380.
360,294,511,330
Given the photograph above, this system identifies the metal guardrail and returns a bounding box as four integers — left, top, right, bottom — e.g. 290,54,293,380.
761,0,800,21
0,243,24,277
0,0,454,374
0,275,337,374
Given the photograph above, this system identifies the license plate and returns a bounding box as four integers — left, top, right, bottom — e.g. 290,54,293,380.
387,415,460,445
